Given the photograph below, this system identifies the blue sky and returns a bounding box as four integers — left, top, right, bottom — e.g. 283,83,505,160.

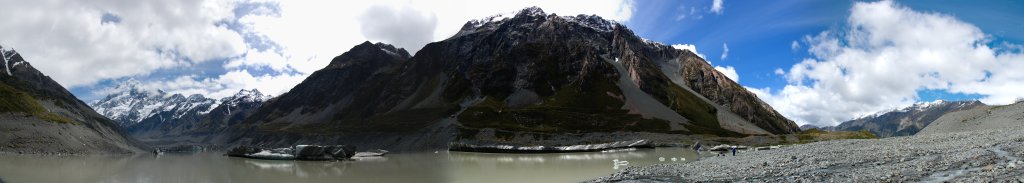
621,0,1024,125
628,0,1024,100
628,0,846,90
3,0,1023,126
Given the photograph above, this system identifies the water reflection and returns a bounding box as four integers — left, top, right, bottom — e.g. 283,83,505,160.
0,148,699,183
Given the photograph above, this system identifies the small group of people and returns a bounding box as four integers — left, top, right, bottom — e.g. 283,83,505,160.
694,142,738,157
715,146,738,156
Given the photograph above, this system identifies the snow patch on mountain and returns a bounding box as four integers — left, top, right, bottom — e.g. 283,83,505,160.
1,47,18,76
853,100,965,120
456,6,619,38
221,89,271,105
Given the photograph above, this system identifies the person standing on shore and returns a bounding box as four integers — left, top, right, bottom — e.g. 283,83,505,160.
731,147,736,156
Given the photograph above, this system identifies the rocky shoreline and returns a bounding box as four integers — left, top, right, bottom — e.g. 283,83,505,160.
593,126,1024,182
448,139,654,153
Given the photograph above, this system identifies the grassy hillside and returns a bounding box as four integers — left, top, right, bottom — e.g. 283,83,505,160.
0,82,74,124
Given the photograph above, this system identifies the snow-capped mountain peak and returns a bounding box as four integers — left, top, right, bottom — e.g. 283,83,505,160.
910,100,945,110
456,7,618,38
90,79,219,127
221,89,271,105
2,46,23,76
852,100,978,121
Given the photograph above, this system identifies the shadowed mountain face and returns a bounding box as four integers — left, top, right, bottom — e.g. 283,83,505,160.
224,7,799,150
835,100,985,137
0,46,143,154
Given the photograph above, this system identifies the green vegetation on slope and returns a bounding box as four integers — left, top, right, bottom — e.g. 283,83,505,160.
458,78,678,136
793,128,876,143
0,82,74,124
661,84,741,137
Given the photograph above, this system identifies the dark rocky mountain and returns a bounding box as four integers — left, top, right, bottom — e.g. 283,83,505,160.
225,7,799,151
179,89,269,144
0,46,143,154
834,100,984,137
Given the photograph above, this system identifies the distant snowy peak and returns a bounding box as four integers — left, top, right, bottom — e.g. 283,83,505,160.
90,79,219,127
855,100,982,120
221,89,271,105
113,78,143,91
465,6,545,28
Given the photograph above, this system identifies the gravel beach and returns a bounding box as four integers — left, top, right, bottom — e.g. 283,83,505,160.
593,126,1024,182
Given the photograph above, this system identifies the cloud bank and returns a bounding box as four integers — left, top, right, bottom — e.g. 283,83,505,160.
751,1,1024,126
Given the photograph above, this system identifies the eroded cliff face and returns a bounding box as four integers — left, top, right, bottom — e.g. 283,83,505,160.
674,51,800,134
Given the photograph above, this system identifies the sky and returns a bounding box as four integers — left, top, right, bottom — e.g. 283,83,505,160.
1,0,1023,127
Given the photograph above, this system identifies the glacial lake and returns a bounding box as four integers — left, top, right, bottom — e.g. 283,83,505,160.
0,148,701,183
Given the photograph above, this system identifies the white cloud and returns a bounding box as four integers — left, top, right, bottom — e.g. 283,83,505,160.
720,43,729,60
710,0,723,14
674,4,698,21
232,0,635,72
714,65,739,82
790,40,800,51
128,70,305,99
671,44,706,60
751,1,1024,126
224,48,292,72
0,0,246,87
1,0,635,100
359,5,437,54
215,0,636,96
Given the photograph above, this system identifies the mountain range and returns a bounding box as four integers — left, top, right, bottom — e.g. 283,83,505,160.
804,100,985,137
89,81,269,146
220,7,799,151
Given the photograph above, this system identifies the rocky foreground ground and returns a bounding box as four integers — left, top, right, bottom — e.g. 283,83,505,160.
593,126,1024,182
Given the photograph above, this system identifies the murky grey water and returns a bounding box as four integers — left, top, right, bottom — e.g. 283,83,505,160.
0,148,701,183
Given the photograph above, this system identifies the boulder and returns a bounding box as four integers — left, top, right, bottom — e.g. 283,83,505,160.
227,145,359,161
354,149,389,157
247,148,295,160
294,145,332,161
225,146,261,157
326,145,357,159
708,144,732,151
